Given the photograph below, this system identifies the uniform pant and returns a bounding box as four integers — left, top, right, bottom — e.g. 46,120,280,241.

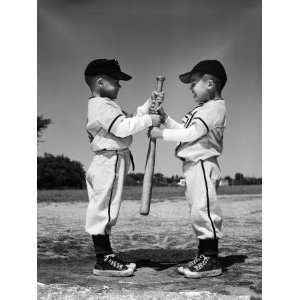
85,150,131,235
183,157,223,240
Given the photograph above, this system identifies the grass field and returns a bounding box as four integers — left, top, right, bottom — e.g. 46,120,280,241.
37,185,261,203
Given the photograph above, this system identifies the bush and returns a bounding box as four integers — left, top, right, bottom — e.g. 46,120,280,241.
37,153,86,189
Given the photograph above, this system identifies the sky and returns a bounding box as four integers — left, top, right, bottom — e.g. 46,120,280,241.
37,0,261,177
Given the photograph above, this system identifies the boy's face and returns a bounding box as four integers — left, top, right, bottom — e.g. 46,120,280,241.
98,75,121,100
189,73,210,103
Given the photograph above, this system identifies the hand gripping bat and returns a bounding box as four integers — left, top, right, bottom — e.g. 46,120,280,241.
140,76,165,215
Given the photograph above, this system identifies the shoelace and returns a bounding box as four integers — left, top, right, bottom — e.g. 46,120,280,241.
187,254,205,267
194,256,209,271
104,255,124,270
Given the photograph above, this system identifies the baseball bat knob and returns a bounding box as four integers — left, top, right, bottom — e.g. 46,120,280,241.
156,75,165,81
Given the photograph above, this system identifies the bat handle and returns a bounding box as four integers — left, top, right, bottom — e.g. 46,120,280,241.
150,76,165,115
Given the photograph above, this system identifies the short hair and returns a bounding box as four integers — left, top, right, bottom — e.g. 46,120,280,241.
84,75,96,90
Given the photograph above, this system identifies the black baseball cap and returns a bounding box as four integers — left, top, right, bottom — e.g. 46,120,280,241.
179,60,227,85
84,59,132,81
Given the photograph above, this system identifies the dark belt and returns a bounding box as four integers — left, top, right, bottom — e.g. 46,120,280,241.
94,149,135,171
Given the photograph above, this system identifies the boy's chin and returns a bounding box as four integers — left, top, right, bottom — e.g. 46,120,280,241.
100,90,118,100
195,98,208,105
109,94,118,100
193,95,203,102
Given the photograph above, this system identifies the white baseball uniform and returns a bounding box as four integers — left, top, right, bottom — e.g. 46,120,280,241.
85,96,151,235
162,99,226,239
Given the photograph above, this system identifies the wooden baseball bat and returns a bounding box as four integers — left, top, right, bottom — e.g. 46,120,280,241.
140,76,165,215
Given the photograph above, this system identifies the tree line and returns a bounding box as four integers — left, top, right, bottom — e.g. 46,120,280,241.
124,173,181,186
223,173,262,186
125,172,262,186
37,159,262,189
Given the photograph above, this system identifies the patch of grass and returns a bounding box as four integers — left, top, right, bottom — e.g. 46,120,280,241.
37,185,261,203
37,189,88,203
217,185,261,195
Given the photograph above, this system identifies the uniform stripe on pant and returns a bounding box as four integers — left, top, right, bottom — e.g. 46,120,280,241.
106,151,119,234
200,159,217,239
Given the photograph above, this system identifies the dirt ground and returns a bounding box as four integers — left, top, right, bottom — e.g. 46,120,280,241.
37,194,261,299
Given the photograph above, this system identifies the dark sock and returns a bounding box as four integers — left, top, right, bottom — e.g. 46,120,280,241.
92,234,113,263
96,253,104,263
198,239,218,257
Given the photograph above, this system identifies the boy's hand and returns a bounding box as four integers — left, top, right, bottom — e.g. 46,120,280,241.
150,114,161,127
157,106,168,124
150,91,165,112
148,127,163,139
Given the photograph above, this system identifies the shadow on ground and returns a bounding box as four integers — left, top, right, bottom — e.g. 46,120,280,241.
38,248,260,298
119,249,247,272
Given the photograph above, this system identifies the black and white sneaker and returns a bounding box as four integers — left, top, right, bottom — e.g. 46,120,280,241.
93,254,135,277
105,254,136,271
177,255,204,275
183,255,222,278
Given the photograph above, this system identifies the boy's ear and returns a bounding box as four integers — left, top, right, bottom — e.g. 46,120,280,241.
207,79,214,88
96,77,104,86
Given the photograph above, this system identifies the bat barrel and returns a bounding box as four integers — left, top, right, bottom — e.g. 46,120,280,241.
156,76,165,93
140,139,156,215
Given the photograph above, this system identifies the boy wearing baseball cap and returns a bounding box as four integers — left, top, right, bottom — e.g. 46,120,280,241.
84,59,161,277
149,60,227,278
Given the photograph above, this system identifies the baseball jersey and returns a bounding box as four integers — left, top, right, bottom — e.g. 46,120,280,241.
86,96,152,152
170,99,226,162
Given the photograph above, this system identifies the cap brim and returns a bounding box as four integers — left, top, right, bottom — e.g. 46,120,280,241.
179,72,192,84
110,71,132,81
